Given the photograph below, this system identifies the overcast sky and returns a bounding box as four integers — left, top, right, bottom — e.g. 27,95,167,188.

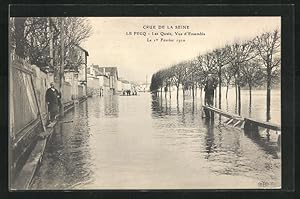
82,17,280,83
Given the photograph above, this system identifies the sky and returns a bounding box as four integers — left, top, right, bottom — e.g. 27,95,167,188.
82,17,280,83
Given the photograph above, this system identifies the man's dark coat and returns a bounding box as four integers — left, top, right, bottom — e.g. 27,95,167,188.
45,88,60,113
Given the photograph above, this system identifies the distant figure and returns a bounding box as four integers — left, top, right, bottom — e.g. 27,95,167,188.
204,74,217,106
46,82,60,122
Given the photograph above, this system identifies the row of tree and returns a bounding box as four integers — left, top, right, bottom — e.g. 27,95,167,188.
150,29,280,121
10,17,92,71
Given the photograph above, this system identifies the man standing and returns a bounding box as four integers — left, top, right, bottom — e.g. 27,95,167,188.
46,82,60,122
203,74,217,119
204,74,217,106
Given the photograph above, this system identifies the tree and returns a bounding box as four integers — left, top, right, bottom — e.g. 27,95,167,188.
194,55,206,99
10,17,92,71
51,17,92,71
228,41,257,114
170,63,186,99
212,45,233,109
188,59,199,102
150,71,163,92
12,17,27,58
221,64,235,99
240,59,264,107
252,29,280,121
180,61,193,100
199,52,216,74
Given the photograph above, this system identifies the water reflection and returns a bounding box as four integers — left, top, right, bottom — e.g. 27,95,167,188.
31,91,281,189
244,129,280,159
204,119,216,159
104,95,119,117
151,92,280,186
31,101,93,189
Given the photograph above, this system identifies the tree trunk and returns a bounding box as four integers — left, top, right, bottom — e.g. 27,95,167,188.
218,65,222,109
215,88,217,107
235,81,237,104
176,85,179,100
59,18,65,117
192,84,195,103
266,68,271,121
238,85,241,115
182,88,185,101
226,84,229,99
249,84,252,107
200,86,203,102
165,88,167,98
14,17,27,58
249,84,252,117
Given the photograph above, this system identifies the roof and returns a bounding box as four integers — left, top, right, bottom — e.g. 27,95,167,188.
120,80,130,84
98,67,118,79
75,45,89,56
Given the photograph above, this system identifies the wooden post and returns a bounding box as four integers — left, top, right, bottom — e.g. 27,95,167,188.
59,18,65,117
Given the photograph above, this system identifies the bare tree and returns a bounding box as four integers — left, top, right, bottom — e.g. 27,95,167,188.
188,59,199,102
240,59,264,107
211,45,233,109
194,55,206,99
221,64,235,99
170,63,185,99
252,29,280,121
228,41,257,114
52,17,92,70
180,61,193,100
199,52,216,74
10,17,92,71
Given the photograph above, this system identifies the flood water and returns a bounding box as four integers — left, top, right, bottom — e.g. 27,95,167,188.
31,89,281,189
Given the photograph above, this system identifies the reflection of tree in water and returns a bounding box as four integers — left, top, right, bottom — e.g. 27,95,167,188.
168,95,172,113
248,102,252,118
151,93,178,117
104,95,119,117
176,99,180,114
244,129,280,159
35,101,93,189
151,93,163,117
204,119,216,159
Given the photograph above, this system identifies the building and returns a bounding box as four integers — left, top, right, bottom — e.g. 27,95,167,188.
63,45,89,100
87,64,101,96
75,45,89,97
98,67,119,95
86,65,120,96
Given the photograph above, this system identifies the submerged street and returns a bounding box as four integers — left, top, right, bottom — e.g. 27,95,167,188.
31,91,281,189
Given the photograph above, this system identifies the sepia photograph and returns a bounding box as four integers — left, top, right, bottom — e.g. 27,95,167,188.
9,15,282,190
